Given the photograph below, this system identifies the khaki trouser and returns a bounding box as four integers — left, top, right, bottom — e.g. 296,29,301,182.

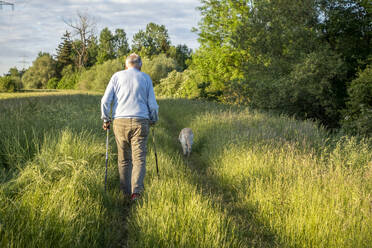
113,118,149,195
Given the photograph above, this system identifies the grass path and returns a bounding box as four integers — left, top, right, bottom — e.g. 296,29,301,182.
1,93,371,247
158,104,279,246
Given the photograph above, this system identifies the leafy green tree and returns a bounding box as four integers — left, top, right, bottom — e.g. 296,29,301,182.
342,64,372,136
114,28,130,58
317,0,372,79
22,53,57,89
132,23,171,57
0,76,18,92
168,44,192,71
97,27,115,64
86,35,99,67
5,67,23,89
132,30,149,55
192,0,372,127
282,46,346,125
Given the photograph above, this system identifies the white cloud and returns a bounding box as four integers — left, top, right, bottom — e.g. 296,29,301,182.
0,0,201,74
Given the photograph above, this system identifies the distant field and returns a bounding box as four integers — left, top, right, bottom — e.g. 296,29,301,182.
0,91,371,247
0,89,102,99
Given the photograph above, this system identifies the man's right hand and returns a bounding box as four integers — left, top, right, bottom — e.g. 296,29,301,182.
103,121,111,130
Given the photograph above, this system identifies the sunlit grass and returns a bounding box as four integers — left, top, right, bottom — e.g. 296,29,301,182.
0,94,371,247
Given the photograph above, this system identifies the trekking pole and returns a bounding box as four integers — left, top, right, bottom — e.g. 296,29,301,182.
105,128,109,191
151,127,159,178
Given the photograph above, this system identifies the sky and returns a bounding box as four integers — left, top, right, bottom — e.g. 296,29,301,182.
0,0,201,75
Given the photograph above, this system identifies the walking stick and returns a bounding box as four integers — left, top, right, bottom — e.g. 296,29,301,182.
152,128,159,178
105,128,109,191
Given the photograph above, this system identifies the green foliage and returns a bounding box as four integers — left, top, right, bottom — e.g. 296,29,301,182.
86,36,99,67
141,54,177,85
21,53,57,89
95,27,129,65
132,23,171,57
281,46,346,125
46,77,60,89
192,0,371,128
5,67,23,90
77,58,124,91
155,69,201,98
342,65,372,136
114,28,130,58
190,45,246,99
56,31,74,74
318,0,372,79
57,65,80,89
155,70,181,97
97,27,116,64
0,76,17,92
167,44,192,71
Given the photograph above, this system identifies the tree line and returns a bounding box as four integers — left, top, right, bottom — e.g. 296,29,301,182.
157,0,371,135
1,1,371,136
1,12,192,91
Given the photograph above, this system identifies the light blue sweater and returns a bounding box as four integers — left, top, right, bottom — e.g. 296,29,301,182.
101,68,158,121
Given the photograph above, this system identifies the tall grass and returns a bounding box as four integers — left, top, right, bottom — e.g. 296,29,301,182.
153,99,372,247
0,92,126,247
0,93,371,247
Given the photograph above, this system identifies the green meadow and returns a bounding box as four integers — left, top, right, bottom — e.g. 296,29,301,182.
0,91,371,247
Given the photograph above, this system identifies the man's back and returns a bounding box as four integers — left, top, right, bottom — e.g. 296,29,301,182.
101,67,158,121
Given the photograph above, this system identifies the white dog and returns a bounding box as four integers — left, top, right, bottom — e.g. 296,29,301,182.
179,128,193,157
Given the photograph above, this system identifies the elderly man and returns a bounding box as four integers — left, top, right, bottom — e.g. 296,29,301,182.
101,53,158,201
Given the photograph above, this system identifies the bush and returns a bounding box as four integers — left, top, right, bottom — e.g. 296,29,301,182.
0,76,18,92
77,58,124,91
46,77,59,89
281,46,346,126
342,65,372,136
155,69,201,98
78,54,176,91
141,54,177,85
55,65,79,89
242,46,345,127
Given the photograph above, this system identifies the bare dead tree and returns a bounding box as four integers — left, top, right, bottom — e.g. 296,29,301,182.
64,11,96,70
0,1,14,10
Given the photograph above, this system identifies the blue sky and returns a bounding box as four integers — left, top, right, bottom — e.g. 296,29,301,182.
0,0,201,75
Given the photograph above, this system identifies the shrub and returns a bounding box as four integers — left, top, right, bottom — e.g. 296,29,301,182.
282,46,346,126
0,76,17,92
56,65,80,89
155,69,201,98
341,65,372,136
46,77,59,89
77,58,124,91
155,70,182,97
141,54,177,85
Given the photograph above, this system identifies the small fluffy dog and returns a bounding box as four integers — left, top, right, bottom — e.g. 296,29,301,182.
179,128,193,157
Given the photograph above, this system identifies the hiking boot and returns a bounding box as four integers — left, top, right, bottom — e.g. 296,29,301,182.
131,193,141,201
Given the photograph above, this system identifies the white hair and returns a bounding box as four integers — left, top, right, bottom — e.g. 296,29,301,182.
125,53,142,68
